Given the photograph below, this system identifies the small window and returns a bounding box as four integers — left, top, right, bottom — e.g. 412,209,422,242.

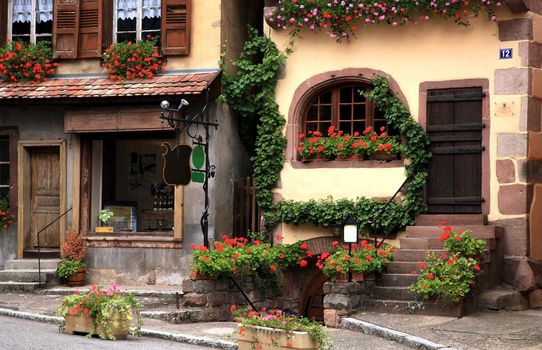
303,84,395,136
0,137,10,198
114,0,161,43
9,0,53,43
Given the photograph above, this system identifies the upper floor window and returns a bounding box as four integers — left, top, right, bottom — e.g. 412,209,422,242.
303,84,393,136
10,0,53,43
115,0,161,43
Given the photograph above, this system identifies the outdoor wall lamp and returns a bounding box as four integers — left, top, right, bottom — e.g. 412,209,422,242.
341,215,358,244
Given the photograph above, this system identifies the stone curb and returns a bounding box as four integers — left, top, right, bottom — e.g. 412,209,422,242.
0,308,236,349
341,317,458,350
46,287,184,298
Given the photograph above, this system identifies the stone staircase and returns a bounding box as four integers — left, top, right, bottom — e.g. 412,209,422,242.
0,259,60,292
363,215,504,317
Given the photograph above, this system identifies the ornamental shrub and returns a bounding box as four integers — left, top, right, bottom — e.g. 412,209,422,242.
101,37,165,80
0,40,57,82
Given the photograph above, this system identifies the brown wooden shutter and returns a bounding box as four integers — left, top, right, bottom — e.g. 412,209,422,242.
78,0,102,57
161,0,191,55
53,0,80,59
0,0,7,44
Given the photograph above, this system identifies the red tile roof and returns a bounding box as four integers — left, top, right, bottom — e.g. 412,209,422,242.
0,72,219,100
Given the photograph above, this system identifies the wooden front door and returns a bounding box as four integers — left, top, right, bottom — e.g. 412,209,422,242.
30,147,61,248
301,272,327,322
426,87,484,214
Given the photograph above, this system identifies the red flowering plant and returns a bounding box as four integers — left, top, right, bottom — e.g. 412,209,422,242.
270,0,502,41
0,196,14,230
0,40,57,82
363,126,404,157
410,224,486,303
55,283,142,340
101,36,165,80
297,125,359,160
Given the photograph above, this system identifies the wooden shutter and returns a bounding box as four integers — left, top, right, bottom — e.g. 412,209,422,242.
0,0,7,44
53,0,80,58
161,0,191,55
78,0,102,57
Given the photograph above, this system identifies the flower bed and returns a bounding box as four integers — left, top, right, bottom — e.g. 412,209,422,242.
269,0,502,40
0,40,57,82
102,37,165,80
410,224,486,303
55,283,142,340
298,125,403,160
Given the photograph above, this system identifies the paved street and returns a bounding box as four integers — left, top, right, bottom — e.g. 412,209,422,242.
0,316,213,350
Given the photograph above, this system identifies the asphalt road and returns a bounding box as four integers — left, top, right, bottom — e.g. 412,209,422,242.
0,316,213,350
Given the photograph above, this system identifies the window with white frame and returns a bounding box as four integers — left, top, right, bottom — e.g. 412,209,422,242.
9,0,53,43
115,0,161,43
0,137,10,198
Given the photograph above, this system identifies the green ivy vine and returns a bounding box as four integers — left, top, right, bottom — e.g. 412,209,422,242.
222,31,431,234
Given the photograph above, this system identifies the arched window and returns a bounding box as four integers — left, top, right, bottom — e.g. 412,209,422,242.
302,84,394,136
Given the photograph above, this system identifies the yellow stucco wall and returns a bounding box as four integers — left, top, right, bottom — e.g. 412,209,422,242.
268,8,532,239
57,0,222,75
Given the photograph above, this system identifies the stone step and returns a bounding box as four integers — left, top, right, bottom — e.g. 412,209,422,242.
386,262,421,274
415,214,486,226
400,236,496,250
363,299,472,317
0,281,41,292
372,286,421,301
377,273,419,287
5,259,61,270
405,225,503,239
0,269,57,283
393,249,445,262
22,249,60,259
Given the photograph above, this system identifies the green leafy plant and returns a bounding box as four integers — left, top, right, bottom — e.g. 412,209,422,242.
233,307,333,350
0,40,57,82
99,209,114,225
271,0,502,41
101,37,164,80
410,225,486,302
55,283,142,340
0,195,14,230
57,259,86,279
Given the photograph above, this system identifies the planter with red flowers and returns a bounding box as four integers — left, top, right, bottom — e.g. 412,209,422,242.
101,37,165,80
0,40,58,82
0,196,14,231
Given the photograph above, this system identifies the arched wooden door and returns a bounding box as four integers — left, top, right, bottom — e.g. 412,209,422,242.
300,271,328,322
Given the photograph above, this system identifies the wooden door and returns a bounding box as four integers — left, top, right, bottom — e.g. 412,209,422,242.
30,147,61,248
426,88,484,214
301,272,327,322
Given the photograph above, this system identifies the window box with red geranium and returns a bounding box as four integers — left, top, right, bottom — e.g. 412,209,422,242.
0,196,14,230
0,40,58,82
101,37,165,80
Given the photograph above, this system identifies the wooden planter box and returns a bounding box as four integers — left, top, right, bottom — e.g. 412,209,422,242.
64,312,130,340
238,325,319,350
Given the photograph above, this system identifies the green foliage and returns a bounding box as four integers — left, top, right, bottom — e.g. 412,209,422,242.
0,40,57,82
57,258,86,279
55,283,142,340
410,226,486,302
99,209,114,225
234,307,333,350
272,0,501,41
0,195,14,230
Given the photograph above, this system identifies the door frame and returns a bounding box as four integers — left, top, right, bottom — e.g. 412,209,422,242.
17,140,67,258
419,79,490,216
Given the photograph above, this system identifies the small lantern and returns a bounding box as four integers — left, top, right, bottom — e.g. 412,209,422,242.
341,215,358,243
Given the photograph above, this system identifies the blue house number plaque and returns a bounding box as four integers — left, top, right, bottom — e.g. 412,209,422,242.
500,49,513,59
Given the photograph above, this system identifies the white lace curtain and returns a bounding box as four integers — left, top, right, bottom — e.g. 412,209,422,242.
12,0,53,23
117,0,161,20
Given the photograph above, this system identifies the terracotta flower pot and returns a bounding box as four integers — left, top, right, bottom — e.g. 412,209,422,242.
67,267,86,287
351,273,365,282
369,151,398,161
333,273,349,282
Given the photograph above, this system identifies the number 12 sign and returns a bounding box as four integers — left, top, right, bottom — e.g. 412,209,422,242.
500,48,513,59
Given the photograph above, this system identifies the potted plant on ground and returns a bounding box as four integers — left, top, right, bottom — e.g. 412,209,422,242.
96,209,114,233
57,228,87,286
55,283,142,340
0,195,14,230
233,307,333,350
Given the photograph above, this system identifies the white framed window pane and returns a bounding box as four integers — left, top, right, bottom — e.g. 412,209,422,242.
12,0,32,23
117,0,137,20
36,0,53,23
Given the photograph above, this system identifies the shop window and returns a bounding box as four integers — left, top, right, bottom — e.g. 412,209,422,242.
9,0,53,43
114,0,161,43
90,135,175,233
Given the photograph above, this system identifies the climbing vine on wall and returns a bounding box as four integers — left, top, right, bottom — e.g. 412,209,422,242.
222,31,431,234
